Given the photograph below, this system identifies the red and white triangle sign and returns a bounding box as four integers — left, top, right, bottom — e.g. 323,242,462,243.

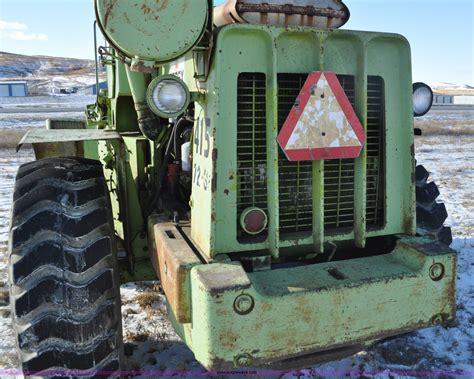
277,72,366,161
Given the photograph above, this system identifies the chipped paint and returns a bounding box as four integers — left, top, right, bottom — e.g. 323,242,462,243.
278,72,366,161
176,236,457,370
214,0,350,29
150,221,202,323
96,0,208,63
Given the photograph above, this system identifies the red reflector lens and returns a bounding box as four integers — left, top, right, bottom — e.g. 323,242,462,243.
240,207,268,235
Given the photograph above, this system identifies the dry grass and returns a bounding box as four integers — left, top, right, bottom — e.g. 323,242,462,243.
126,332,149,343
0,129,27,148
414,119,474,136
136,292,161,308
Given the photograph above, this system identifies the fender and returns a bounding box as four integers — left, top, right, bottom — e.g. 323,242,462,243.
17,127,122,159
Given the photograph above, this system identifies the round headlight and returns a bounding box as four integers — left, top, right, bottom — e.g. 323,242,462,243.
413,82,433,117
147,75,190,118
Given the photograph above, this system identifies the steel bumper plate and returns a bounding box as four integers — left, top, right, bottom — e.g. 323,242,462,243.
170,237,456,370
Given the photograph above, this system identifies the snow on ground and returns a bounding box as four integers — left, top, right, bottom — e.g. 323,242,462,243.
0,95,96,109
0,95,94,129
421,108,474,124
0,149,35,285
0,112,86,129
0,105,472,377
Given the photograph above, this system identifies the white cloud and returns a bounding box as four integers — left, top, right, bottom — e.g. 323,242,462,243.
0,20,28,31
5,31,48,41
0,20,48,41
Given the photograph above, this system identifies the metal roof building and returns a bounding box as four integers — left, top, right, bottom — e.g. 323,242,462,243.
77,82,108,96
433,94,454,106
0,81,28,97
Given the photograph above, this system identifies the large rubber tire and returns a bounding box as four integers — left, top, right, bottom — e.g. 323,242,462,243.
8,157,123,377
416,165,453,246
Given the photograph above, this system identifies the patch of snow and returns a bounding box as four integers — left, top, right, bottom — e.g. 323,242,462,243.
0,105,472,376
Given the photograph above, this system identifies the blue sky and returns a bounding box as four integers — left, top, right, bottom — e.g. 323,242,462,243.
0,0,472,85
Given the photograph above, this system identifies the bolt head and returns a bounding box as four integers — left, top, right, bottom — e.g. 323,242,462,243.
233,294,255,315
234,353,253,367
431,314,445,326
429,263,445,281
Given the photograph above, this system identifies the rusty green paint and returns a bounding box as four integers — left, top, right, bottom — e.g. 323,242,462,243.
312,160,324,254
190,24,415,259
95,0,209,64
354,50,368,248
169,236,456,369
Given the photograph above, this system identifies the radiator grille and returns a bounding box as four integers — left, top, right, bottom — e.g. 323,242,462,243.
236,73,268,239
277,75,313,235
277,74,360,234
236,73,385,241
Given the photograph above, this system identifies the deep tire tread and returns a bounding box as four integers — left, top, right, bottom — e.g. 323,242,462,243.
9,157,123,377
416,165,453,246
14,164,104,201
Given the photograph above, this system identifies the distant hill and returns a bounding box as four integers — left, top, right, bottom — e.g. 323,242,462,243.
431,82,474,96
2,51,472,97
0,52,105,95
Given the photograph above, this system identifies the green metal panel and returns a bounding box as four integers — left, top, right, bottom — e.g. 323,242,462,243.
109,59,139,133
96,135,156,281
106,58,133,99
190,24,415,259
190,100,215,256
170,237,456,369
95,0,208,64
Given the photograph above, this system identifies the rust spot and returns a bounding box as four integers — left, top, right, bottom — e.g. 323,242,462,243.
211,212,217,222
212,174,218,193
446,259,457,318
236,2,347,19
141,4,151,15
103,0,118,29
150,222,202,323
123,13,131,24
219,331,239,350
130,60,155,74
156,0,169,12
212,148,218,162
224,189,230,195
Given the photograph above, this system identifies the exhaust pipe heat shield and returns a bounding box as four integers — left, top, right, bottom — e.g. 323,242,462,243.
214,0,350,29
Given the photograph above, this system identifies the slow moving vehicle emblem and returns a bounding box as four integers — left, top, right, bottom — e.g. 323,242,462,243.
277,71,366,161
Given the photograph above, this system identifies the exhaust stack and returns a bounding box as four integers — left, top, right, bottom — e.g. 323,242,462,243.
214,0,350,29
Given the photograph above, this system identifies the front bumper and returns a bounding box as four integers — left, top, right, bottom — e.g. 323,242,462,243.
150,223,456,370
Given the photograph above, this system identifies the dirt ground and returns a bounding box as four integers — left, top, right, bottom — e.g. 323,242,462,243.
0,106,472,377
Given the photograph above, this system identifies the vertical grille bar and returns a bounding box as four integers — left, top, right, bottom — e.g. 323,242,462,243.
354,68,368,248
236,73,268,240
366,76,385,226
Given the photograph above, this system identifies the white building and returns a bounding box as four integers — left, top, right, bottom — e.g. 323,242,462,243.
433,94,454,105
0,81,28,97
453,96,474,105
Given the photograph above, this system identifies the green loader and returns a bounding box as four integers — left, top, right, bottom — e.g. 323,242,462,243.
9,0,456,375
